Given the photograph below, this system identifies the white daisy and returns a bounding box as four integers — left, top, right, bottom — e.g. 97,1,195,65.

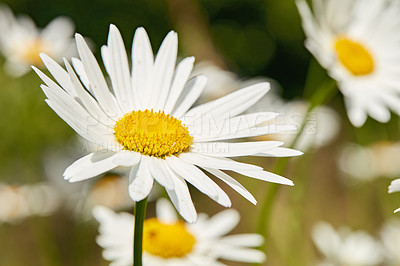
93,198,266,266
312,221,383,266
339,141,400,183
297,0,400,127
389,179,400,213
34,25,302,223
0,4,76,76
380,219,400,264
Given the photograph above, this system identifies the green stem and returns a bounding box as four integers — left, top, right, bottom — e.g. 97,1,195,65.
133,197,148,266
254,78,337,265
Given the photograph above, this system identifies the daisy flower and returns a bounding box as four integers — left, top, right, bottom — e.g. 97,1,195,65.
297,0,400,127
389,179,400,213
93,198,266,266
33,24,301,223
380,219,400,264
0,4,76,76
312,221,383,266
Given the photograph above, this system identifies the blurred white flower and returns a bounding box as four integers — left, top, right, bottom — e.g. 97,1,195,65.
93,198,266,266
297,0,400,127
312,221,383,266
339,141,400,183
0,183,61,224
380,219,400,264
0,4,76,76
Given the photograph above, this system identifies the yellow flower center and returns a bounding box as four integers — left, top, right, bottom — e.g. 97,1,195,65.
143,218,196,258
334,38,374,76
114,110,193,157
20,39,48,66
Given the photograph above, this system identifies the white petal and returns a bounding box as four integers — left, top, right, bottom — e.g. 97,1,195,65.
179,152,262,171
71,57,90,90
131,27,154,109
107,25,135,112
155,198,178,224
203,167,257,205
389,179,400,193
63,58,111,125
217,248,266,263
64,150,121,182
192,141,284,157
200,209,240,238
150,31,178,111
39,54,76,97
164,57,195,113
164,165,197,223
184,82,270,119
166,156,231,207
256,147,304,157
219,234,264,247
75,33,122,118
41,16,74,41
128,156,153,201
236,170,294,186
172,75,207,118
112,150,141,167
148,157,174,190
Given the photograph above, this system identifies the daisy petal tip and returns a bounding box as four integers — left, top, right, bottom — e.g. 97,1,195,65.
394,207,400,213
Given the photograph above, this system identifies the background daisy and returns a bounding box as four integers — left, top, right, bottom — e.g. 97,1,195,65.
93,198,266,266
297,0,400,126
0,4,76,76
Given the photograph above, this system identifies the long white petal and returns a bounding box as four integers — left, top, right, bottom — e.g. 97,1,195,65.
150,31,177,111
131,27,154,109
203,167,257,205
64,150,122,182
164,165,197,223
192,141,284,157
166,156,231,207
128,156,153,201
163,57,195,113
236,170,294,186
148,157,174,190
179,152,262,171
107,25,135,112
75,33,122,118
172,75,207,118
184,82,270,119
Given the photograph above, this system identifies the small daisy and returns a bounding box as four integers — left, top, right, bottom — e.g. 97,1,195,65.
389,179,400,213
312,221,383,266
380,219,400,264
339,141,400,183
93,198,266,266
297,0,400,127
34,25,301,223
0,4,76,76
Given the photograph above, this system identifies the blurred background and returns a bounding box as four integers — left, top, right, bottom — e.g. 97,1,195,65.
0,0,399,265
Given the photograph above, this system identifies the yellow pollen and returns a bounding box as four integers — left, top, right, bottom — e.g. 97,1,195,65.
143,218,196,258
334,38,374,76
114,109,193,157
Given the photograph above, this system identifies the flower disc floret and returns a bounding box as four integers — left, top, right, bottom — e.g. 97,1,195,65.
334,38,374,76
114,109,193,157
143,218,196,258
